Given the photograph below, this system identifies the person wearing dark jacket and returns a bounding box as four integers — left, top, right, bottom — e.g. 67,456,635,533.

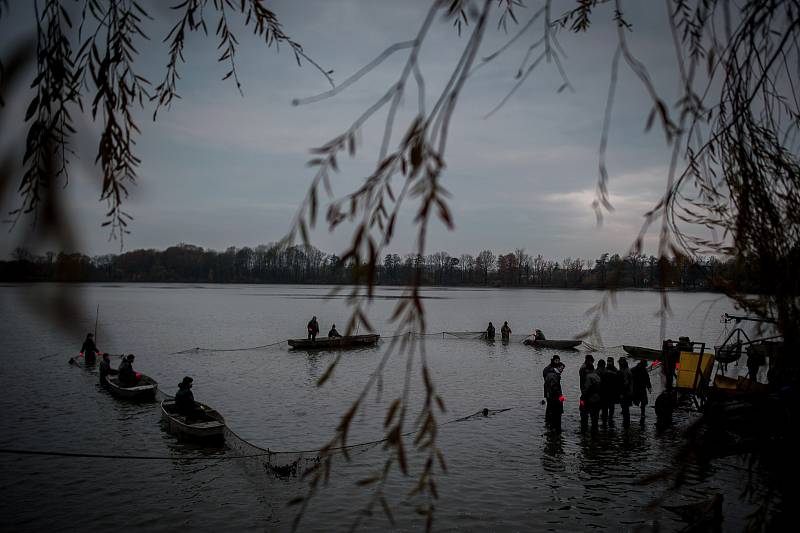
81,333,99,365
328,324,342,338
581,362,602,432
307,316,320,341
579,354,595,391
485,322,496,340
174,376,201,418
501,321,512,342
542,357,565,432
600,357,620,424
618,357,634,427
631,359,652,422
117,354,139,386
98,352,116,385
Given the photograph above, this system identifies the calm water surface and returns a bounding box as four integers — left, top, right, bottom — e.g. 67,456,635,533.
0,284,768,531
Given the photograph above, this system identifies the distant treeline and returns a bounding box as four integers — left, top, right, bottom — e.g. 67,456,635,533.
0,243,758,291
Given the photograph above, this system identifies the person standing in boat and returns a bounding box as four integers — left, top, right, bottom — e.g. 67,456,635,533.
80,333,99,365
98,352,116,385
542,356,565,432
307,316,320,341
485,322,496,340
501,321,512,342
631,359,652,423
328,324,342,338
117,354,139,385
175,376,203,418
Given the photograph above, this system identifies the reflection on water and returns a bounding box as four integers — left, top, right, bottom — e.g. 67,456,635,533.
0,284,771,531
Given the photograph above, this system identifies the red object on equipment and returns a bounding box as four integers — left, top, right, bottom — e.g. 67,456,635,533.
135,372,142,380
559,395,566,402
579,399,585,408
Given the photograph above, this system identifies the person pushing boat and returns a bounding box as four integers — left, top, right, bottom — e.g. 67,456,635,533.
307,316,320,341
80,333,99,364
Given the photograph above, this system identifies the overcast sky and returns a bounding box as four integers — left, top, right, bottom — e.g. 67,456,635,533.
0,0,692,261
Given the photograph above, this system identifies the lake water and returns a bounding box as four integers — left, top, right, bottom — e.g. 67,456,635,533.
0,284,771,531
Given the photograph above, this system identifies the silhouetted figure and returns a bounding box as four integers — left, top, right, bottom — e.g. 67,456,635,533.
746,347,765,383
307,316,320,341
117,354,139,386
175,376,204,419
98,352,116,385
81,333,99,365
534,329,546,341
618,357,633,427
581,362,602,432
501,321,512,342
600,357,620,424
328,324,342,338
485,322,495,340
579,354,595,392
654,391,674,426
543,356,565,432
631,359,652,423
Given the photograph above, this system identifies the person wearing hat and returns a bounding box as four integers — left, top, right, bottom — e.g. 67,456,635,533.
618,357,634,427
175,376,201,418
542,355,565,432
117,354,139,385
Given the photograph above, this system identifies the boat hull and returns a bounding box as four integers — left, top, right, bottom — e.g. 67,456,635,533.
288,334,380,350
523,339,582,350
622,345,662,361
104,374,157,402
161,400,225,442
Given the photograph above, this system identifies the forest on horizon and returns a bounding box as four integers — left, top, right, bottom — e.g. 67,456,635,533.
0,242,758,293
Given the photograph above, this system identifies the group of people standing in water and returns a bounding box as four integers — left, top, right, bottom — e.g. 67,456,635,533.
485,321,522,342
542,353,652,432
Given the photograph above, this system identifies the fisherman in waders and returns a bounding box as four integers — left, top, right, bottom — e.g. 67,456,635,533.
578,354,595,429
601,356,621,424
485,322,496,340
631,359,652,424
542,356,565,432
80,333,99,365
501,321,512,342
581,362,602,432
618,357,634,427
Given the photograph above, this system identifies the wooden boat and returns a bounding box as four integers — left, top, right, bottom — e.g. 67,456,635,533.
523,338,582,350
161,400,225,442
288,334,380,350
622,345,662,360
103,374,158,402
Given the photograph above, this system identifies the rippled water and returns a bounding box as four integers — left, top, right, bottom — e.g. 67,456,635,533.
0,284,768,531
